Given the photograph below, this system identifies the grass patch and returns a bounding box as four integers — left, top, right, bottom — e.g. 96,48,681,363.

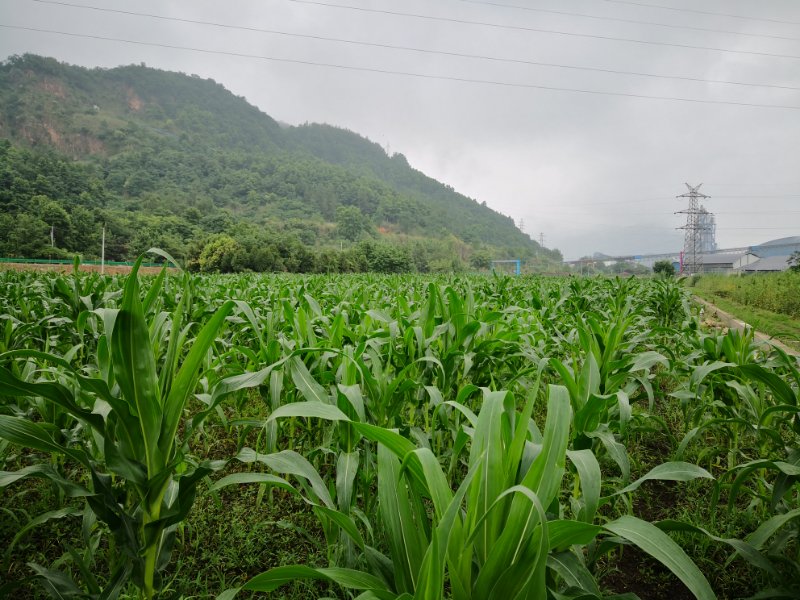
691,272,800,319
693,288,800,351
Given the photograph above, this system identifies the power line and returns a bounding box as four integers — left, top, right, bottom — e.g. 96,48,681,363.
283,0,800,61
5,24,800,111
595,0,800,27
450,0,800,42
717,227,800,230
711,194,800,198
538,195,800,208
541,201,800,210
546,210,800,215
532,222,799,231
30,0,800,93
703,182,800,186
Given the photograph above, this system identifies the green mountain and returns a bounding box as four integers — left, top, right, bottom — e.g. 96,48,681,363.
0,54,560,271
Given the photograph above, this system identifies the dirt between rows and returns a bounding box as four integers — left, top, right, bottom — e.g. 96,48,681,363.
0,262,173,275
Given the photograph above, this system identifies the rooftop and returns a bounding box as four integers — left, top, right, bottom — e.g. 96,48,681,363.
752,236,800,248
742,255,793,272
699,252,746,265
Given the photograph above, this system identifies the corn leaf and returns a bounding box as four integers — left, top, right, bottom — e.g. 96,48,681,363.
603,515,715,600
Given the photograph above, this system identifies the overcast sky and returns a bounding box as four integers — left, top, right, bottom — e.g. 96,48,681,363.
2,0,799,259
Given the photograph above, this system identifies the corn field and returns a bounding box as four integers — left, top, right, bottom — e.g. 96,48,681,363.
1,253,799,599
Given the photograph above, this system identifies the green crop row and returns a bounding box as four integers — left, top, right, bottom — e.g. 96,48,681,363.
0,253,798,599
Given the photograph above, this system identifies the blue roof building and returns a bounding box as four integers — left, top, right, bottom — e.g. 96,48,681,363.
749,236,800,259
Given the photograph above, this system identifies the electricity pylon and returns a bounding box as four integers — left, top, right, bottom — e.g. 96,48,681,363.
676,183,711,275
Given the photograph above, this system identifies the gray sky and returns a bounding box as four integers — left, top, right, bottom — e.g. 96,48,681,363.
2,0,799,259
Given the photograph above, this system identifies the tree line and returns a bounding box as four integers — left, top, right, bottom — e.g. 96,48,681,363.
0,142,555,273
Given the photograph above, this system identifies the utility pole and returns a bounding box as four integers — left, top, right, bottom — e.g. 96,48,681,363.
101,224,106,275
676,183,711,275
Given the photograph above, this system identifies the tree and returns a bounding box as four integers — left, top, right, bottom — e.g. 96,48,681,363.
335,205,368,242
200,212,234,234
469,250,492,270
653,260,676,277
197,234,242,273
231,228,284,272
0,213,51,257
68,206,100,255
358,240,412,273
789,251,800,273
32,195,71,248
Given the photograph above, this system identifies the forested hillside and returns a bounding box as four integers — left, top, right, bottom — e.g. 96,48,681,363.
0,54,561,271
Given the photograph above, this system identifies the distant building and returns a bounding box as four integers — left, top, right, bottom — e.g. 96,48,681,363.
568,236,797,274
741,255,793,273
698,206,717,253
699,252,747,274
635,253,680,270
703,236,800,274
749,236,800,258
732,253,760,271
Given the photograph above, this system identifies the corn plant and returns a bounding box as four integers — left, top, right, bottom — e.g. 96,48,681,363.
3,267,792,598
216,384,715,599
0,253,237,598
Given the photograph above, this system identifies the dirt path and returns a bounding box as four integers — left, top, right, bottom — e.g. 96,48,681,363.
0,262,174,275
693,295,800,358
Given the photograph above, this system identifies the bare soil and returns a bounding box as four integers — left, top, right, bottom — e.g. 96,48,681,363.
0,262,173,275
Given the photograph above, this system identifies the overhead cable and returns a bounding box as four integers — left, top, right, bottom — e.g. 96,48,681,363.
28,0,800,93
282,0,800,61
595,0,800,27
5,24,800,110
450,0,800,42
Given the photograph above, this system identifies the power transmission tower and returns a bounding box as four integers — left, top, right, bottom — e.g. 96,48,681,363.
676,183,711,275
539,232,545,247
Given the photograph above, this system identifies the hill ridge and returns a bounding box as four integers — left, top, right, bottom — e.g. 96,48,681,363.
0,54,561,271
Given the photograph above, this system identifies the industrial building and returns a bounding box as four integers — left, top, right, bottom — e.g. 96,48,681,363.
698,252,748,274
749,236,800,258
566,236,798,275
697,207,717,254
670,183,796,275
741,255,794,273
697,236,799,274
